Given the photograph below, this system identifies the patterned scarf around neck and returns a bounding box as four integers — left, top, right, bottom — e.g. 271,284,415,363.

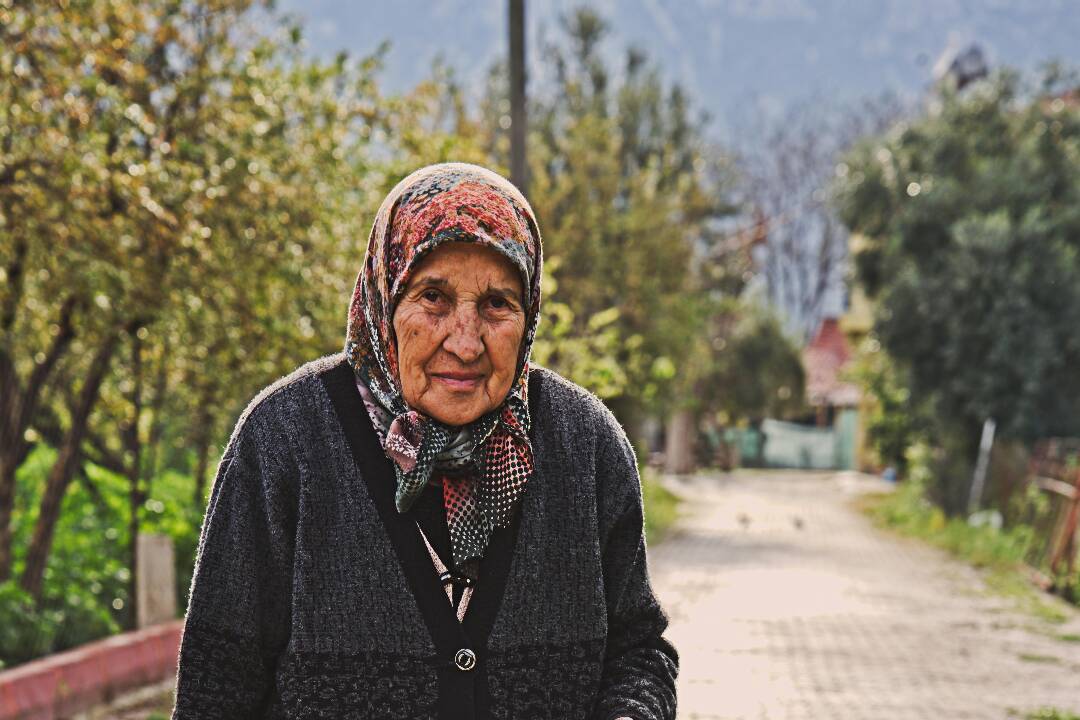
344,163,543,580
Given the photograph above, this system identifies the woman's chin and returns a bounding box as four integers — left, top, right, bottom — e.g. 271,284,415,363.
419,389,488,427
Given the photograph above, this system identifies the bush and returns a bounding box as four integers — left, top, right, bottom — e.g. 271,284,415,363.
871,442,1035,568
846,337,928,472
0,581,120,670
0,581,58,669
865,441,1079,613
4,445,200,668
642,468,680,543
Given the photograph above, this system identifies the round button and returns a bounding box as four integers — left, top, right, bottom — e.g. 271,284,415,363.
453,648,477,671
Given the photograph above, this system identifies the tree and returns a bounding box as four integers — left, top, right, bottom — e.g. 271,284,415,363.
845,334,928,473
1,0,381,602
837,68,1080,509
736,95,907,339
698,301,806,427
522,10,737,434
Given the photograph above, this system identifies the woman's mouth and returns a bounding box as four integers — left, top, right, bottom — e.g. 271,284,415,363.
430,372,484,391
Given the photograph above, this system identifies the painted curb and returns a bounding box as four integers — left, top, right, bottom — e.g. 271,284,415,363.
0,620,183,720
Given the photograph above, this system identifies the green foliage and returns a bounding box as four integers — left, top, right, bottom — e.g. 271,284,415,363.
400,9,761,429
530,259,639,399
0,581,57,669
845,335,928,471
1,0,384,610
1024,709,1080,720
863,442,1079,616
1005,480,1057,558
520,9,739,420
641,468,680,543
869,443,1032,566
699,301,806,424
0,443,202,668
836,70,1080,449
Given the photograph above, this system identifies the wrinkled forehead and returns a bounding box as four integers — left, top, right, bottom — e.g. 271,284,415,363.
382,177,539,305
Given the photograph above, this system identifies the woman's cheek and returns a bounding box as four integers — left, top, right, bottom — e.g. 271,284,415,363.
493,318,526,376
395,306,441,381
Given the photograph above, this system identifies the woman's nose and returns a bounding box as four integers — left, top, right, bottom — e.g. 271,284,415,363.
442,306,484,362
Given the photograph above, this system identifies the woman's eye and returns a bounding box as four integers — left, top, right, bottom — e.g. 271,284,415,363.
487,296,518,312
421,289,442,303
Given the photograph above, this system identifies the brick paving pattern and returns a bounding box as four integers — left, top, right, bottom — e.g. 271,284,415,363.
649,470,1080,720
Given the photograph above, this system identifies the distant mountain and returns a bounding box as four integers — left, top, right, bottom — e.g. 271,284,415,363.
276,0,1080,137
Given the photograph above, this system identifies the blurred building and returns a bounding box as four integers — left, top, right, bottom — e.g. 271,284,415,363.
803,317,861,421
746,316,862,471
756,317,861,470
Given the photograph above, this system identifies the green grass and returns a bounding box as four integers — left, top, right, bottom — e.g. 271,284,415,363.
642,469,681,543
1017,652,1062,664
983,568,1071,625
861,481,1033,568
859,481,1076,624
1023,709,1080,720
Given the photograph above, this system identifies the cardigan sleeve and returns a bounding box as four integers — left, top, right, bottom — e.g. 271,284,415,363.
172,411,295,720
591,418,679,720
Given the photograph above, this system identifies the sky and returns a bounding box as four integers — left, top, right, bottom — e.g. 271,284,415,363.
274,0,1080,139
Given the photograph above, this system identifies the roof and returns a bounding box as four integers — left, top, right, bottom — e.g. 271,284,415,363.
803,317,861,408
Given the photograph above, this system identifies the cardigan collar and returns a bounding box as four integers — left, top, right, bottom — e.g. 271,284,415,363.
319,358,529,718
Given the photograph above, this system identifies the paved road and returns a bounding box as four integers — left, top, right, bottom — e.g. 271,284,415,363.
649,470,1080,720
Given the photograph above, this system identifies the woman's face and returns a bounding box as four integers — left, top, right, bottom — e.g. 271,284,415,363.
392,242,526,427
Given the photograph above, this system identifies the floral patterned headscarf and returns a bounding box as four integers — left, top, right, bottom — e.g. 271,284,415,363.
344,163,542,578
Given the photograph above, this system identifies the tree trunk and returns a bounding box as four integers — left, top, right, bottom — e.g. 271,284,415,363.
0,296,78,580
21,330,119,599
664,409,696,475
0,459,18,582
144,333,170,490
192,407,213,508
190,373,219,509
126,328,144,629
0,237,27,334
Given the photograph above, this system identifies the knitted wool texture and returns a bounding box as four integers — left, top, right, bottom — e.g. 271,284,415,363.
173,354,678,719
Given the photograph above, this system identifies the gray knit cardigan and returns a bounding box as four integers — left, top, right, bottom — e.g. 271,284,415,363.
172,353,678,720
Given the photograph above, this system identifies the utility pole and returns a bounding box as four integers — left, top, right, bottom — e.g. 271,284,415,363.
508,0,528,197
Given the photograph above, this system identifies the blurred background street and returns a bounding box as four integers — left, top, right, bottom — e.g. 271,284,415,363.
653,472,1080,719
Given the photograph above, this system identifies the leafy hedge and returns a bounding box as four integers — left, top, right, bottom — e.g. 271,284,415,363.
1,445,200,669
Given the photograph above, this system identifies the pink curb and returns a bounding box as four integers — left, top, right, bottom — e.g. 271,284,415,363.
0,620,183,720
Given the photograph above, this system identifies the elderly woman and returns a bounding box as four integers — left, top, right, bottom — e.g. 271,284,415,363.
172,163,677,720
